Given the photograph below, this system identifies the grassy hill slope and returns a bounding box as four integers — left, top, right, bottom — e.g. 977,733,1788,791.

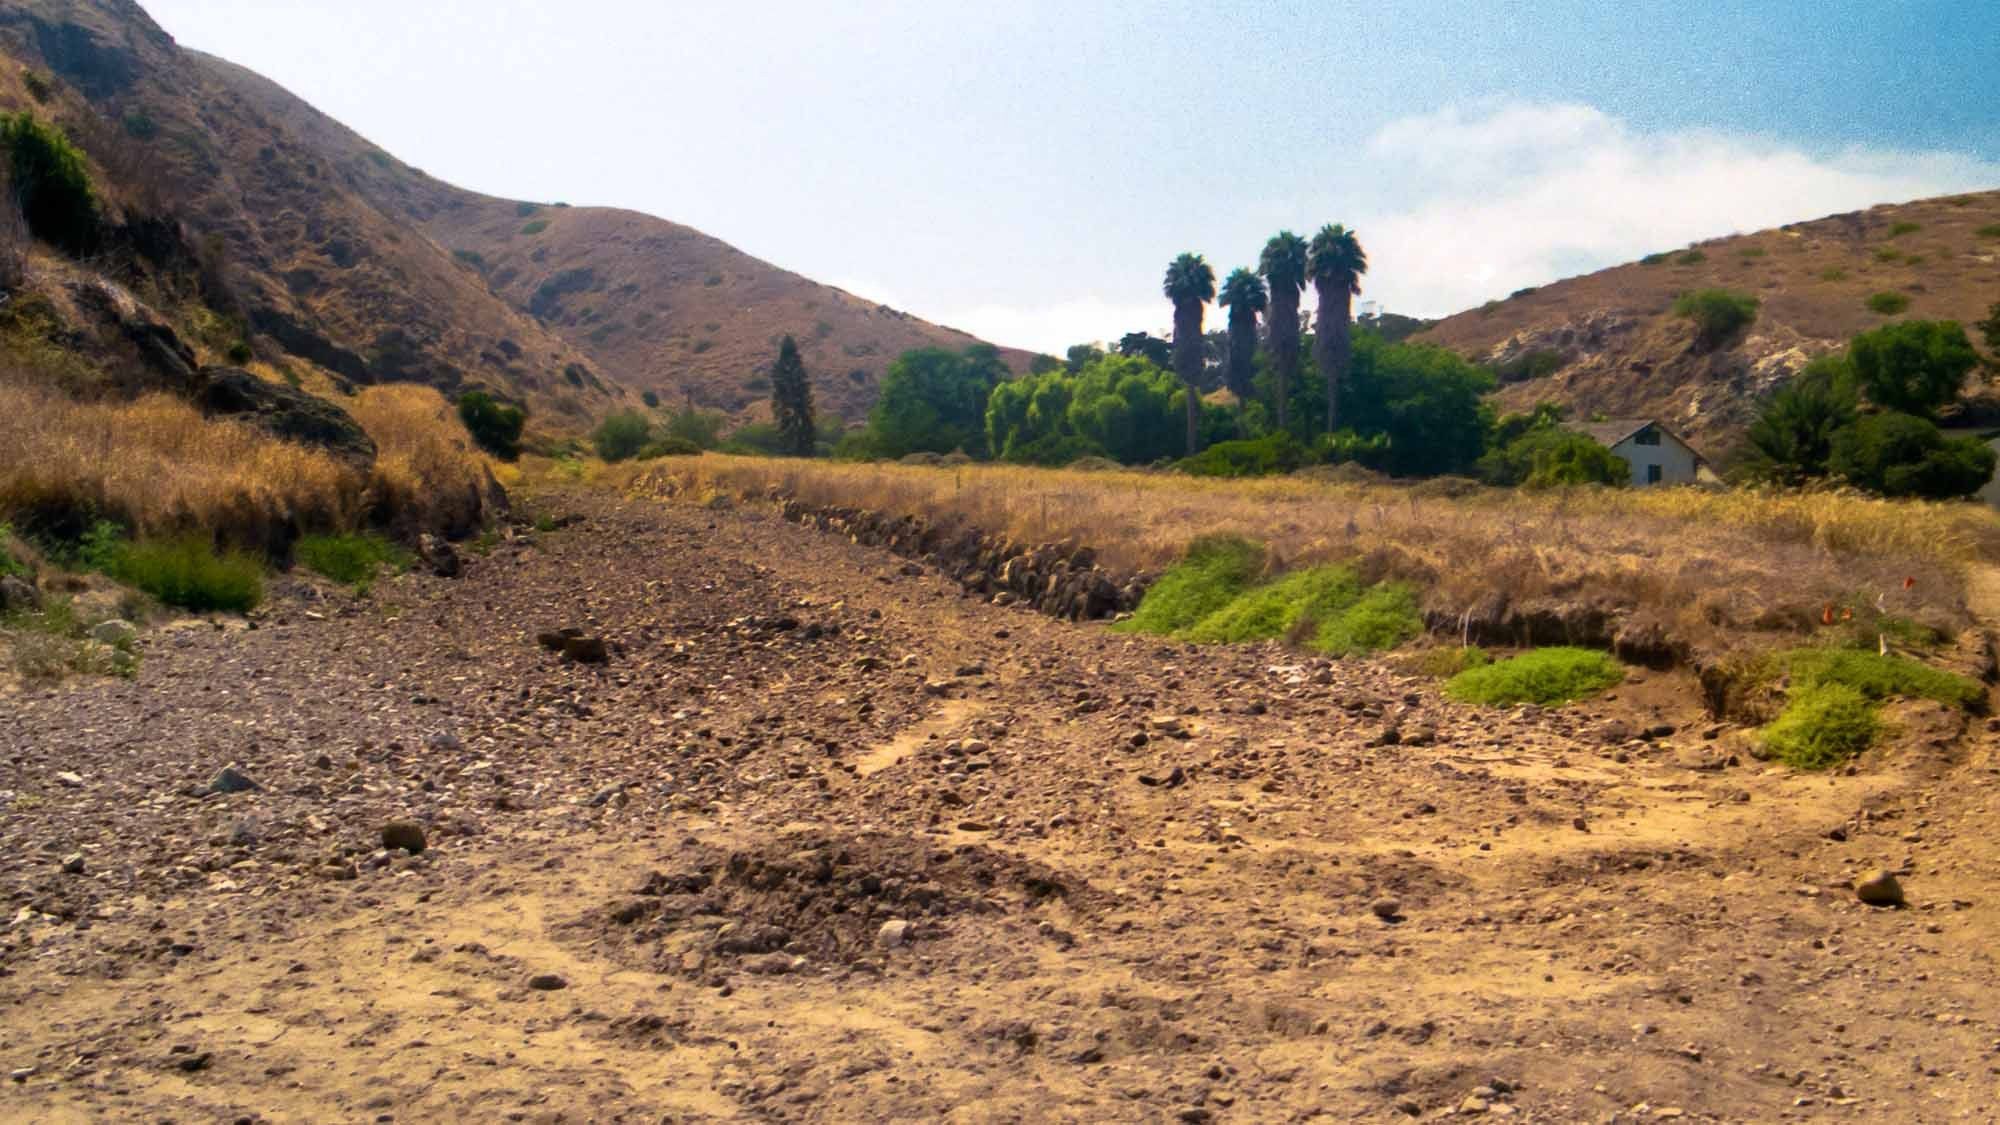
189,46,1032,427
1417,190,2000,458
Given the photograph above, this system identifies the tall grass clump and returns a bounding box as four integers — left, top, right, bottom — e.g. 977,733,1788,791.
296,532,409,591
1116,535,1264,635
349,384,495,537
1446,647,1625,707
106,536,263,612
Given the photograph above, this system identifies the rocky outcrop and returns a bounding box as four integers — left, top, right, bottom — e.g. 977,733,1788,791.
776,499,1147,623
194,366,377,467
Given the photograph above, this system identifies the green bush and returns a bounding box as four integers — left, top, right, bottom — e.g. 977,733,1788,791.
1762,683,1879,769
1412,645,1490,679
1446,647,1625,707
1977,224,2000,240
1,112,98,255
1848,319,1978,417
0,521,24,578
1887,221,1922,237
1178,433,1309,478
296,533,409,591
1183,564,1359,644
1312,583,1422,656
1639,252,1670,266
108,537,263,612
1672,288,1759,350
1674,250,1706,266
592,409,652,461
1819,268,1848,282
1865,291,1910,315
520,219,549,236
1489,349,1564,384
1828,412,1995,500
1116,535,1265,636
457,391,526,459
1781,648,1982,709
1479,426,1627,488
636,436,703,459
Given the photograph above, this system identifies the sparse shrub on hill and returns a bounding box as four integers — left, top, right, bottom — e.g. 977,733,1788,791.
1865,291,1910,315
296,532,408,592
1,113,98,255
1674,250,1706,266
1978,303,2000,355
520,219,549,236
636,436,703,459
640,390,660,408
1887,221,1922,237
1671,288,1758,350
1976,224,2000,239
456,391,526,460
592,409,652,462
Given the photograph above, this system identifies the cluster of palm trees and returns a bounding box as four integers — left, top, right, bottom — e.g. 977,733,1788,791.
1163,225,1369,450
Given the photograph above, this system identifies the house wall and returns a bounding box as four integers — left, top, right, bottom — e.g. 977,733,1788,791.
1609,432,1701,486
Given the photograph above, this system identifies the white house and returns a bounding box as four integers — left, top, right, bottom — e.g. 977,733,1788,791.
1566,418,1711,487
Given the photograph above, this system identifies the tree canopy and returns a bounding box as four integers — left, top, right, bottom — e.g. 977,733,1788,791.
1847,319,1978,417
865,344,1008,459
769,335,817,456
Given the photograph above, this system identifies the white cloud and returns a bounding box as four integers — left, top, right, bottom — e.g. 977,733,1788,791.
1350,102,2000,318
848,103,2000,352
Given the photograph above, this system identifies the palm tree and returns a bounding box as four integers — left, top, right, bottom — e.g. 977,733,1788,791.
1308,224,1368,432
1217,268,1267,406
1258,231,1308,432
1163,252,1216,454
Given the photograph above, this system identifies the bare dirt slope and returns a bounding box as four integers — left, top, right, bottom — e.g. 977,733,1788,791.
1418,190,2000,457
4,492,1999,1121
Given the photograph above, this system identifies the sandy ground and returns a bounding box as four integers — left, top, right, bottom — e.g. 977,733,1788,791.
3,490,1998,1122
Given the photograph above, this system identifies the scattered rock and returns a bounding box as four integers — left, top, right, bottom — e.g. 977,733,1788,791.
417,533,462,578
0,575,42,613
537,628,610,664
55,771,83,788
88,619,137,647
526,973,569,991
208,765,259,795
1138,766,1186,789
1854,869,1904,907
59,852,85,875
877,919,912,949
380,821,427,854
1371,898,1404,923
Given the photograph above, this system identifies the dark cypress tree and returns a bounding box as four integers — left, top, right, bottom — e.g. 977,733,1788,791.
770,335,816,456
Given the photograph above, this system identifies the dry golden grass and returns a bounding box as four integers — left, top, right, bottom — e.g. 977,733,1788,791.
618,455,2000,651
0,370,362,545
0,372,499,550
346,384,496,537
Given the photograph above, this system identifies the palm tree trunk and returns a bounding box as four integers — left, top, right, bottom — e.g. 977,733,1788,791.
1226,308,1255,403
1269,288,1297,432
1173,301,1204,455
1316,281,1353,433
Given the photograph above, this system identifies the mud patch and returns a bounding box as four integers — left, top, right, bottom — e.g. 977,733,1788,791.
579,831,1099,976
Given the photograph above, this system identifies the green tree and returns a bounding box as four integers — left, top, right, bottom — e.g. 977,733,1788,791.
1115,331,1172,368
866,344,1008,458
1217,267,1267,403
1308,224,1368,432
1338,336,1495,477
1829,412,1995,499
1259,231,1309,433
0,113,97,255
987,353,1195,465
769,335,817,456
1671,288,1759,351
456,391,526,460
592,409,652,461
1847,319,1979,418
1163,253,1217,454
662,407,726,449
1029,353,1063,375
1064,343,1106,373
1742,355,1858,484
1479,427,1628,488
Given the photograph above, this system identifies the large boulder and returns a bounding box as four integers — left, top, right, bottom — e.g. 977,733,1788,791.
195,367,376,467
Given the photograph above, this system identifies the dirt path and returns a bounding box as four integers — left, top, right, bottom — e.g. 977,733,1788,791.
3,490,1997,1122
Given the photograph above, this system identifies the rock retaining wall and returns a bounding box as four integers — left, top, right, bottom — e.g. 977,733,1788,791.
777,499,1149,622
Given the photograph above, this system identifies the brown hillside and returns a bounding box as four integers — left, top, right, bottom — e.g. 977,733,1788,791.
188,46,1032,426
0,0,625,429
1418,190,2000,458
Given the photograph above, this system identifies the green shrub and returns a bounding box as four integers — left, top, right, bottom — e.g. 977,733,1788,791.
0,520,25,578
457,391,526,459
1865,291,1910,315
296,533,409,591
21,69,51,103
1116,536,1265,635
108,537,263,612
1887,221,1922,237
1739,247,1767,259
1412,645,1489,679
1177,433,1308,478
1489,349,1564,384
1819,268,1848,282
1639,252,1670,266
1828,412,1995,500
520,219,549,236
226,341,253,364
1183,564,1359,644
1446,647,1625,707
516,201,541,217
1781,648,1982,709
1977,224,2000,239
1762,683,1879,769
640,390,660,408
1479,426,1627,488
636,436,702,459
1,112,98,254
1312,583,1422,656
1672,288,1759,350
592,409,652,461
1674,250,1706,266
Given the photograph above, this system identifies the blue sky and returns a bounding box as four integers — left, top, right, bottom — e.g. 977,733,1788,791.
144,0,2000,352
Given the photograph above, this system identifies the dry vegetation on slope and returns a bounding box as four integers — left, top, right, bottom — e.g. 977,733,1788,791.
1418,190,2000,455
187,41,1033,426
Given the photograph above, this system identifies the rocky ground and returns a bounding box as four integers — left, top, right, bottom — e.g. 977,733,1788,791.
3,489,1999,1122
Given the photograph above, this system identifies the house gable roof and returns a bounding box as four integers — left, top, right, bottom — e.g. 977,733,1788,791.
1562,418,1708,463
